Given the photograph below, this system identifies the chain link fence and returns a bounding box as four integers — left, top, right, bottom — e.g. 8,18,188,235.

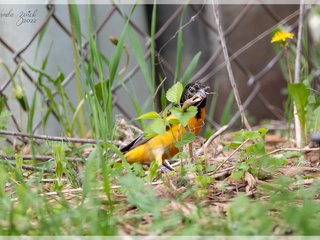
0,3,319,139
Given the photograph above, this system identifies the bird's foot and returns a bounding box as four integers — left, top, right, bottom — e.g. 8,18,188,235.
159,160,175,174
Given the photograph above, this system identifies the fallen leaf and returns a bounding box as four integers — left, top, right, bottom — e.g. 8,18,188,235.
244,171,256,195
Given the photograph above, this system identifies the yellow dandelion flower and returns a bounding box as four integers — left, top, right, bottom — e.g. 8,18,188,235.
271,30,294,44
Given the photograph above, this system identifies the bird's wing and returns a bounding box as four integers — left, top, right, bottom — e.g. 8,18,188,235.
119,110,178,153
119,133,151,152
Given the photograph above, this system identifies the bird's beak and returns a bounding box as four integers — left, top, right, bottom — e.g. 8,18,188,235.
182,87,207,110
192,89,207,103
193,89,206,103
196,89,206,99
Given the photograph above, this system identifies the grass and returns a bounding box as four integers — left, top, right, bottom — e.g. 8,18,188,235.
0,3,320,237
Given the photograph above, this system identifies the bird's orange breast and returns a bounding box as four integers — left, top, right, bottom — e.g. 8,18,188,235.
187,107,205,136
124,107,206,164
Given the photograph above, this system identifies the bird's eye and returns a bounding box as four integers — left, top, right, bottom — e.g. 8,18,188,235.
189,86,196,94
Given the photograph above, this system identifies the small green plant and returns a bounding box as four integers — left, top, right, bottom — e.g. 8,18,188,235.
137,82,197,138
226,128,287,180
272,26,320,146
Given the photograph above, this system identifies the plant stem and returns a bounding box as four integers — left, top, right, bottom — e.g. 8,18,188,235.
293,0,305,147
283,46,293,84
283,44,302,147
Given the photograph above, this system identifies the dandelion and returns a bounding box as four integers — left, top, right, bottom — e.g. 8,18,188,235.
270,28,295,84
271,30,294,45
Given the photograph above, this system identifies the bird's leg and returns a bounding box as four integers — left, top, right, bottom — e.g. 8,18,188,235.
158,164,174,174
163,159,175,171
152,150,173,173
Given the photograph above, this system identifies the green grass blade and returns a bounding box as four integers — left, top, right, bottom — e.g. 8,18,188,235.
109,25,128,85
69,2,82,47
34,21,49,64
128,26,152,92
174,7,187,83
221,91,235,125
68,3,86,137
27,90,37,163
181,51,202,86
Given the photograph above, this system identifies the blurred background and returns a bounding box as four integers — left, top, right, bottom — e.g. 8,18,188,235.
0,3,319,136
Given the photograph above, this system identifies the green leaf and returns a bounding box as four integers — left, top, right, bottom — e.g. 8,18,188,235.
148,161,159,181
262,157,288,170
170,106,197,126
181,52,202,86
196,175,214,187
311,106,320,131
120,174,166,217
230,170,245,180
257,128,268,138
224,141,242,150
56,160,63,181
145,118,166,138
175,132,195,148
54,145,65,181
241,130,260,140
166,82,183,104
172,151,188,160
288,83,309,127
136,111,160,120
167,118,180,125
0,110,11,130
15,153,23,171
246,140,266,156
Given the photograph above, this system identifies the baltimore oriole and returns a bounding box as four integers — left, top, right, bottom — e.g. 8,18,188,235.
120,82,207,166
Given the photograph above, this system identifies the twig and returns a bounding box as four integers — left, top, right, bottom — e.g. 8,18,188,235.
289,178,320,190
10,180,164,202
255,147,320,162
211,1,251,130
214,138,250,173
227,83,261,128
265,147,320,157
41,178,67,183
40,181,164,197
293,0,305,148
0,154,85,162
200,6,309,84
0,130,120,145
2,160,55,173
196,125,228,156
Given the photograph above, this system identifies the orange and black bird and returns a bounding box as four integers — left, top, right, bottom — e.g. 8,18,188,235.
120,81,208,167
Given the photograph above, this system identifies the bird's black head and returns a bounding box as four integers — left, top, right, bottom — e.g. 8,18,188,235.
180,81,208,109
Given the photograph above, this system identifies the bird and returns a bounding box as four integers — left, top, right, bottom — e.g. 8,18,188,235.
119,81,208,167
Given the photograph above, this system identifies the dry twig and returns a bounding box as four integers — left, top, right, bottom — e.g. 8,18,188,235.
213,138,250,173
211,0,251,130
197,124,228,156
0,130,120,145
